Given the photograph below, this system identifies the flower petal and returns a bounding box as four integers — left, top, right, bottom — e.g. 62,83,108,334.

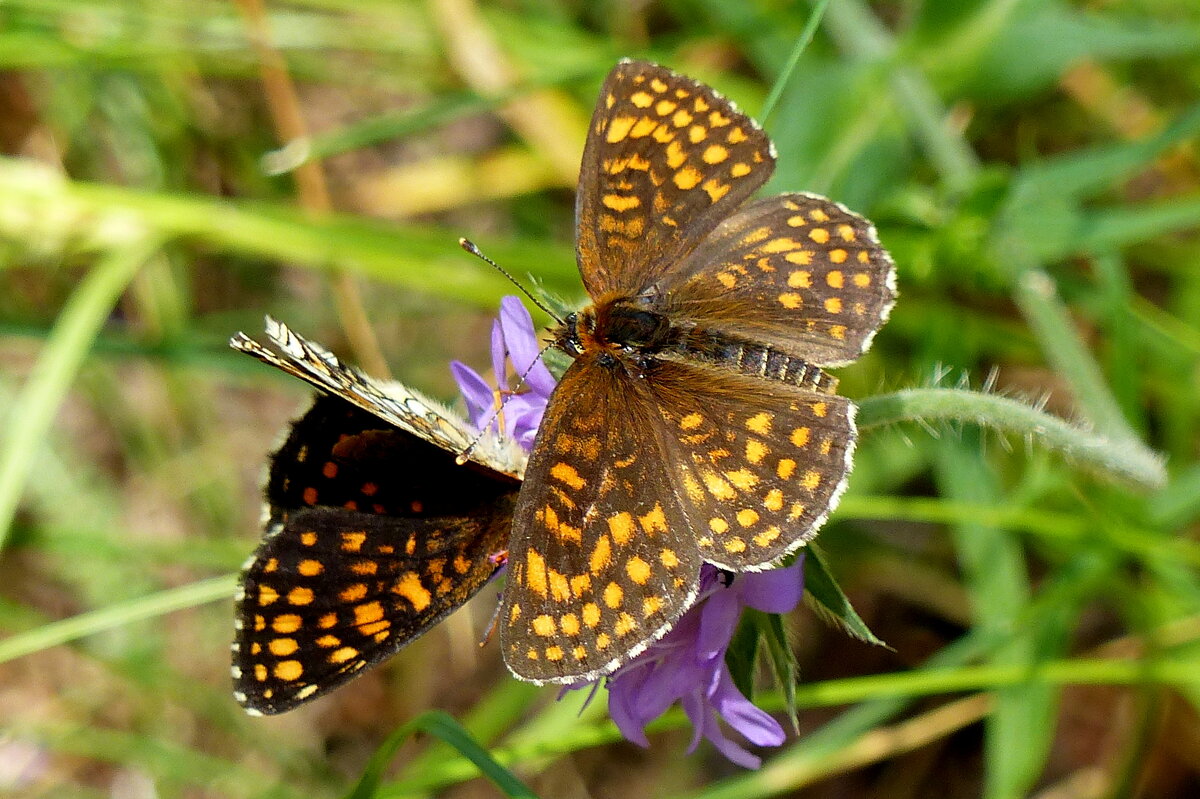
503,394,546,448
607,673,652,747
737,559,805,614
679,692,707,754
686,690,763,769
498,296,556,396
697,590,741,657
710,669,785,747
705,725,763,770
449,361,494,432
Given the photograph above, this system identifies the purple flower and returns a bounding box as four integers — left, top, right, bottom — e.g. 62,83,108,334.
602,560,803,769
452,296,802,768
451,295,555,450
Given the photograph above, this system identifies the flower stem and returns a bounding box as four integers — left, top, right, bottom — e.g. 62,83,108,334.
857,388,1166,490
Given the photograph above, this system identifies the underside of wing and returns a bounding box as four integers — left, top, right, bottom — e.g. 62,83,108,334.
501,353,704,684
662,193,897,366
231,317,524,479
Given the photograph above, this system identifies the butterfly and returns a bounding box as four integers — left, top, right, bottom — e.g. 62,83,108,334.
230,318,524,714
498,59,896,684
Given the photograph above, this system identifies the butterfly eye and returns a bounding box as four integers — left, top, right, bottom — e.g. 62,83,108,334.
607,307,668,349
557,313,585,356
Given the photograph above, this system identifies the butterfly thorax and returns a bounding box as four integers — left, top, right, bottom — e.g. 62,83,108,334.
556,295,838,394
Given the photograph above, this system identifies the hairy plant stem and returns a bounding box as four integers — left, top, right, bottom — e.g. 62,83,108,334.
857,388,1166,490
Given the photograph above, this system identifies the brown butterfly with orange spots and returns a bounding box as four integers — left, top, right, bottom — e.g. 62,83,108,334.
500,60,896,684
230,319,523,714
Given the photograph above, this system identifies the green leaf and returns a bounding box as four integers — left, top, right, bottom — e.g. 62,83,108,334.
757,609,800,733
1003,103,1200,228
725,609,762,700
343,710,537,799
1078,197,1200,255
803,544,887,648
952,3,1200,102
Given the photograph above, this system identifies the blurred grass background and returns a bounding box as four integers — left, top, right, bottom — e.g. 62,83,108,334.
1,0,1199,797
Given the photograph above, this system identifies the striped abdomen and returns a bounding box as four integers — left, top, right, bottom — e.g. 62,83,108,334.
663,323,837,394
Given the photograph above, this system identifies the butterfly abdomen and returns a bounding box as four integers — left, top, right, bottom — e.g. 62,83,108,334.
578,300,837,393
661,323,837,394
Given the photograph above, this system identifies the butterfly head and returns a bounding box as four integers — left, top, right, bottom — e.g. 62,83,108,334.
555,296,672,365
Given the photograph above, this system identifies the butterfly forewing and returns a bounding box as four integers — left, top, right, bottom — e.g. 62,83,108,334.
575,60,775,297
664,193,897,366
233,377,519,713
263,395,517,522
501,354,703,683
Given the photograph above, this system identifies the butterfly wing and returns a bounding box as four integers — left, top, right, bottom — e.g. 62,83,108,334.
500,354,704,684
660,193,897,366
638,361,856,570
500,352,855,683
234,394,518,714
575,60,775,298
231,317,523,479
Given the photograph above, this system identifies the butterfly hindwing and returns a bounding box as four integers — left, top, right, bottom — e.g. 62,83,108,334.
665,193,897,366
641,361,857,570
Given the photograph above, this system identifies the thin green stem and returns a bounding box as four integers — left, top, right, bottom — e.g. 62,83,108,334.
784,656,1197,709
857,388,1166,489
837,496,1200,567
377,651,1198,797
0,236,161,550
760,0,832,125
0,574,236,664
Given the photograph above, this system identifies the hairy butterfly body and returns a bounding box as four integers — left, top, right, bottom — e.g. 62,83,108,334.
499,60,896,684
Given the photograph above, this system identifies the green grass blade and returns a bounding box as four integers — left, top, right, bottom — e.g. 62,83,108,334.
1013,271,1147,450
0,575,236,664
759,0,831,125
0,158,578,309
0,236,161,550
344,710,537,799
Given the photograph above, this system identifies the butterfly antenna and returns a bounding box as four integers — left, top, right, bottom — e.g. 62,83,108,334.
456,395,506,465
459,238,563,325
455,379,515,465
455,341,556,465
